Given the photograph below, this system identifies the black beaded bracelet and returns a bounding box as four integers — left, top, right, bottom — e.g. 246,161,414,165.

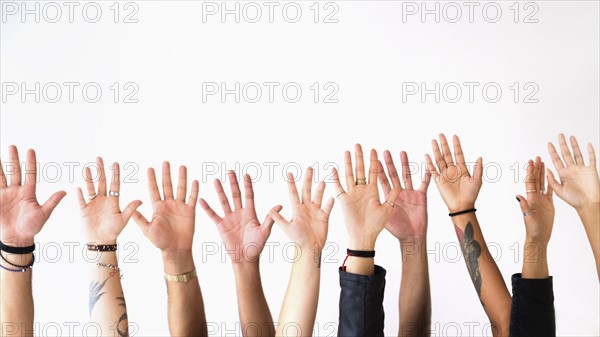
0,241,35,255
449,208,477,217
87,243,118,252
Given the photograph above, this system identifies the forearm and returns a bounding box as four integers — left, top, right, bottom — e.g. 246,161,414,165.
577,205,600,278
345,237,376,275
89,251,129,336
276,246,321,337
451,214,510,337
0,252,34,336
521,240,549,279
163,250,207,337
399,237,431,337
233,262,274,337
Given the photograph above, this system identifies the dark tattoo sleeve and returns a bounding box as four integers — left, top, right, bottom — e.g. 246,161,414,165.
89,278,108,316
456,222,484,306
116,295,129,337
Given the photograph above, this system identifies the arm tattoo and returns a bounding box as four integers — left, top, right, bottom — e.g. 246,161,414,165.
116,295,129,337
89,278,108,316
456,222,484,306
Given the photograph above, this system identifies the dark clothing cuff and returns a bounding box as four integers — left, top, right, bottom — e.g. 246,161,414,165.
509,273,555,337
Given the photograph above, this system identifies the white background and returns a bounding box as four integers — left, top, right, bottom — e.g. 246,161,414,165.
1,1,599,336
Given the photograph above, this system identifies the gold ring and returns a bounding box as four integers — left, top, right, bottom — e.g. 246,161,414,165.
355,179,367,185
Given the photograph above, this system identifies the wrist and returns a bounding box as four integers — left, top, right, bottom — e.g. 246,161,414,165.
162,249,195,274
577,201,600,217
0,237,35,247
233,260,260,273
448,203,475,214
347,237,377,251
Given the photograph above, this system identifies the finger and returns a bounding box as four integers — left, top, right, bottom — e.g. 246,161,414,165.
85,167,96,197
533,157,542,191
383,150,401,189
424,154,440,180
176,166,188,202
400,151,413,190
261,205,283,234
558,133,575,167
322,197,335,215
368,149,378,185
546,169,563,197
162,161,174,199
122,200,143,224
187,180,199,208
378,160,392,195
355,144,366,180
418,170,432,193
453,135,467,166
516,195,531,217
431,139,446,170
331,168,345,196
0,159,7,188
227,171,243,210
214,179,232,214
588,143,597,168
76,187,87,208
302,168,314,204
109,162,120,195
24,149,37,190
539,160,546,192
132,210,151,234
525,160,537,193
269,207,290,227
545,177,554,202
96,157,107,196
547,142,565,170
383,188,401,212
286,172,301,205
473,157,483,182
344,151,354,189
147,168,161,203
199,198,223,224
313,181,326,208
570,136,585,166
41,191,67,219
439,134,454,166
243,174,255,209
8,145,22,186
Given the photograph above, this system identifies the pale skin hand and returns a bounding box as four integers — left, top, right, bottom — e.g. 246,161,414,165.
426,134,510,337
270,168,334,337
0,146,66,337
76,157,141,336
132,162,206,337
331,144,399,276
516,157,555,279
379,150,431,337
547,134,600,279
200,171,280,337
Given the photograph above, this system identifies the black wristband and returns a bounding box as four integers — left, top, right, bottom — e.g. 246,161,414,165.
449,208,477,217
0,251,35,268
87,243,118,252
0,241,35,255
346,249,375,258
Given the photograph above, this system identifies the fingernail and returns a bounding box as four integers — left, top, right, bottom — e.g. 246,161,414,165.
516,197,520,202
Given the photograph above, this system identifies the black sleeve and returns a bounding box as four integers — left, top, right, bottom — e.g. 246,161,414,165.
509,273,555,337
338,265,386,337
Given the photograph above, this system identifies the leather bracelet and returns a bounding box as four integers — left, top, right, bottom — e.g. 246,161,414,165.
0,251,35,269
87,243,117,252
449,208,476,217
0,241,35,255
346,249,375,258
164,269,197,283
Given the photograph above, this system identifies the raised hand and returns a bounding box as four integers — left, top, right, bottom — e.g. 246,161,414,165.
133,162,199,255
425,134,483,213
379,150,431,241
0,146,66,246
332,144,399,250
516,157,555,245
547,134,599,210
77,157,142,244
200,171,281,264
270,168,334,250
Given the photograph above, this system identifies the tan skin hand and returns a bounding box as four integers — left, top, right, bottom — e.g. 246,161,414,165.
0,146,66,246
547,134,600,210
200,171,281,264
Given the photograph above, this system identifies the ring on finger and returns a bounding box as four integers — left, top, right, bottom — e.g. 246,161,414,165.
523,211,532,217
385,201,395,208
108,191,120,197
336,191,346,199
355,178,367,185
88,194,97,201
526,189,537,193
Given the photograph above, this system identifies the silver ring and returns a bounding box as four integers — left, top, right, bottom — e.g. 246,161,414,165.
108,191,119,197
526,189,537,193
336,191,346,199
385,201,395,208
88,194,97,201
523,211,531,217
540,190,546,195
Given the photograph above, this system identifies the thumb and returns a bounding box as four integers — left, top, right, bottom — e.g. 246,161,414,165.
516,195,531,217
122,200,143,224
261,205,283,234
473,157,484,181
132,210,150,234
42,191,67,219
269,206,290,227
546,169,562,196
